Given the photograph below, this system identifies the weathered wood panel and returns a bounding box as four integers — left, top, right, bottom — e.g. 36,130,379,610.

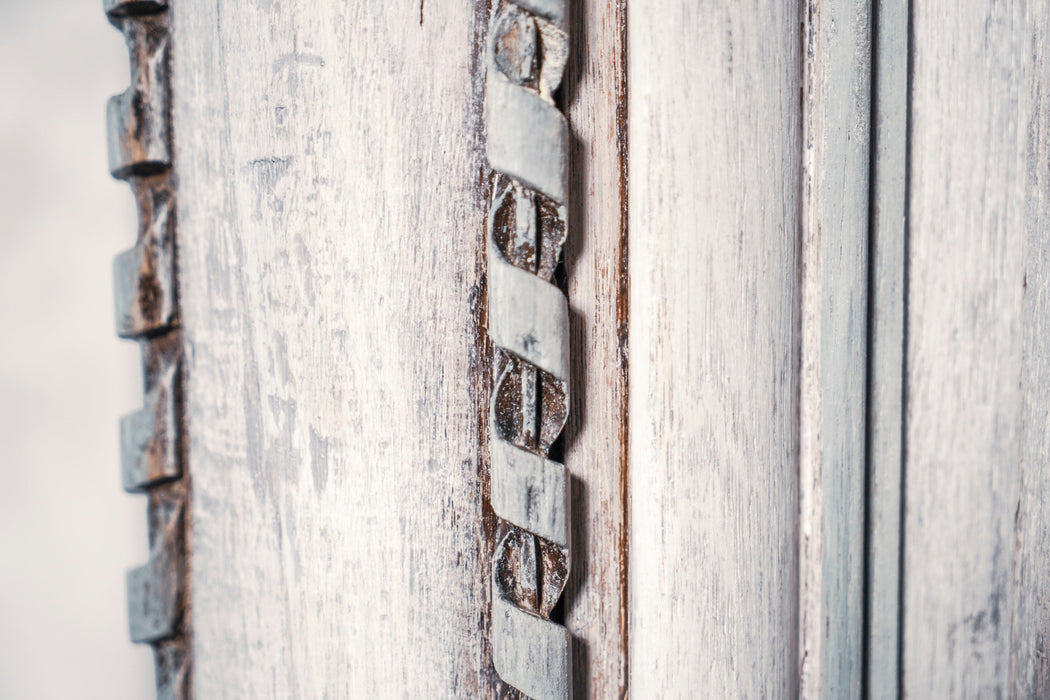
1011,4,1050,694
626,2,801,696
563,0,629,696
903,0,1046,695
798,0,871,696
865,0,908,696
172,1,495,695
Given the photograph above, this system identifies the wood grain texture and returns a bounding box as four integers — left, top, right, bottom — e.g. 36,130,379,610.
903,0,1036,695
626,2,801,696
1011,4,1050,694
172,1,495,696
865,0,907,695
798,0,871,696
563,0,628,696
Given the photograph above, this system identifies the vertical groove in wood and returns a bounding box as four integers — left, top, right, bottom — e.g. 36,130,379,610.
563,0,629,695
627,2,801,696
903,1,1031,695
864,0,908,696
172,1,494,696
798,1,871,696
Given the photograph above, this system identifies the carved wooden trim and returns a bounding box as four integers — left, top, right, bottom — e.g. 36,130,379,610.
484,1,572,697
106,2,191,697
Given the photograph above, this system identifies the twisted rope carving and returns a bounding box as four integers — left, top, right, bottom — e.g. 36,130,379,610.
107,1,191,697
485,2,571,698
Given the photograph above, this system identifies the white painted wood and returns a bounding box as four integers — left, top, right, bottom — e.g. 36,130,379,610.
627,2,802,696
903,1,1035,695
135,0,1050,696
865,0,908,696
1011,4,1050,694
562,0,629,696
798,1,871,696
172,1,495,696
168,0,631,695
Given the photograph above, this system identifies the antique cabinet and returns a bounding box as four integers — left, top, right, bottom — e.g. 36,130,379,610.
101,0,1050,696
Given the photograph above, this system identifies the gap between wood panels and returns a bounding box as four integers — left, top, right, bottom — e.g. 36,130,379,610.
897,1,913,694
862,0,909,697
612,3,631,699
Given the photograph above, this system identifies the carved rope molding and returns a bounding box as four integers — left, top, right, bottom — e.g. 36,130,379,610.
106,1,191,697
485,1,572,698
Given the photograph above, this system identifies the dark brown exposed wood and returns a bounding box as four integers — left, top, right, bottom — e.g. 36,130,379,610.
107,1,190,696
563,0,630,696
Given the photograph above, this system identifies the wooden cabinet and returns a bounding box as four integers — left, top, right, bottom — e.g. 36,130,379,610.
104,0,1050,696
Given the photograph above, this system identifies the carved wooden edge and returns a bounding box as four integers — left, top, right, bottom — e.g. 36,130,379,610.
107,1,191,696
484,1,573,698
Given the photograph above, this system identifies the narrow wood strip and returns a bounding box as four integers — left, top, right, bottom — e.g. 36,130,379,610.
173,0,494,694
798,1,872,695
1011,4,1050,692
864,0,908,696
627,2,801,695
562,0,630,695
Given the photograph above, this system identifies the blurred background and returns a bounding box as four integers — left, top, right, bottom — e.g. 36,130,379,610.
0,1,155,697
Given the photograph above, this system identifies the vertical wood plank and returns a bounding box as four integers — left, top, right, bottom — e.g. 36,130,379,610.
172,1,495,695
564,0,629,696
626,2,801,696
798,0,871,696
1012,4,1050,693
904,1,1029,695
865,0,908,696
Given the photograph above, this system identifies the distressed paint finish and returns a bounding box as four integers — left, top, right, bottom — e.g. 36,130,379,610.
563,0,629,696
1012,3,1050,694
162,0,639,695
172,0,496,696
798,0,871,696
903,0,1034,695
865,0,908,695
107,1,191,697
905,0,1050,696
627,1,801,696
484,0,573,695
